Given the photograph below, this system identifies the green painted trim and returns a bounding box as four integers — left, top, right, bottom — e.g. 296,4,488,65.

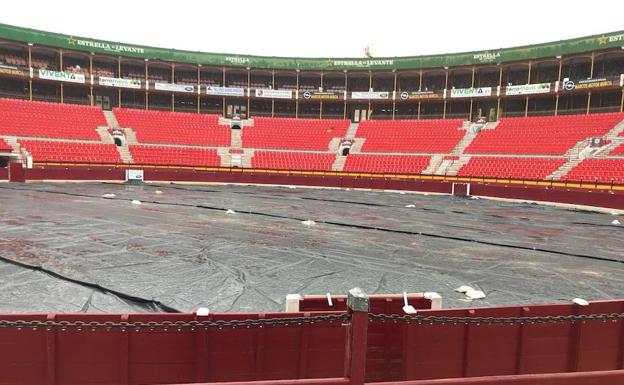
1,23,623,70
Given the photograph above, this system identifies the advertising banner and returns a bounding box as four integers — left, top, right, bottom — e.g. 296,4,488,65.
505,83,551,96
254,89,293,99
562,77,615,91
38,69,85,84
99,76,141,89
450,87,492,98
154,82,195,93
301,90,342,100
351,91,389,100
125,169,144,182
0,64,27,77
206,86,245,97
398,90,442,100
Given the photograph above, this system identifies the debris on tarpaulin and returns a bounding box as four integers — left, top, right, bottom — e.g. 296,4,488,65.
455,285,486,300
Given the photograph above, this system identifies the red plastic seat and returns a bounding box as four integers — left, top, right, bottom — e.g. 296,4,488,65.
130,145,221,167
19,140,121,164
457,157,566,179
114,108,230,147
466,113,624,155
343,154,431,174
243,117,349,150
565,159,624,183
356,119,464,153
252,151,336,171
0,138,12,152
0,98,106,140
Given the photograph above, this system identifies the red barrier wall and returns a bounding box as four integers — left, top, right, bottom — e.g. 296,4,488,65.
375,370,624,385
296,294,434,382
470,183,624,210
0,312,346,385
180,370,624,385
21,165,624,210
8,162,25,182
400,300,624,381
1,300,624,385
25,166,126,181
0,166,7,180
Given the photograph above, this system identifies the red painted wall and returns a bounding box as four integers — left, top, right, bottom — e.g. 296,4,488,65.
470,183,624,210
297,294,434,382
21,166,624,210
1,301,623,385
400,300,624,381
0,312,346,385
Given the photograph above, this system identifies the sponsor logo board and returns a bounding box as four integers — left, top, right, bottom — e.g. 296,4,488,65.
125,169,144,181
450,87,492,98
38,69,85,84
301,91,341,100
0,64,26,77
68,36,145,54
154,82,195,93
98,77,141,89
562,78,614,91
398,90,441,100
206,86,245,97
255,89,293,99
351,91,389,100
473,52,501,63
330,59,394,68
505,83,551,96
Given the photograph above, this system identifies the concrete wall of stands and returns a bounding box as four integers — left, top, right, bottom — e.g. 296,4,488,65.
7,165,624,210
2,298,624,385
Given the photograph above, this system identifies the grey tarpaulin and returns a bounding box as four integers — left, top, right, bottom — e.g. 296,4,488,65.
0,182,622,313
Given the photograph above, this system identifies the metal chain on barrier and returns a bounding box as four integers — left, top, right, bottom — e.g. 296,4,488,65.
369,312,624,325
0,313,351,332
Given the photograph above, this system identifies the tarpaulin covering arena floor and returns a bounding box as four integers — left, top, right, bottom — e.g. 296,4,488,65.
0,182,622,313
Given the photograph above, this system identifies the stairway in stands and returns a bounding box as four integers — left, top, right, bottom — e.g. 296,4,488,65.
117,146,134,164
123,128,139,145
96,127,115,143
436,156,471,176
332,155,347,171
546,141,590,180
550,116,624,180
345,122,360,139
2,136,21,154
431,121,485,176
103,110,120,129
590,119,624,158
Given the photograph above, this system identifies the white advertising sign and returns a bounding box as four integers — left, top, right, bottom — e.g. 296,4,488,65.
38,69,85,84
254,89,293,99
99,76,142,89
505,83,551,96
450,87,492,98
350,91,390,100
125,169,144,182
154,82,195,93
206,86,245,97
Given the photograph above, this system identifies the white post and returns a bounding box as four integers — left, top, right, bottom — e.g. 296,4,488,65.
285,294,302,312
424,292,443,309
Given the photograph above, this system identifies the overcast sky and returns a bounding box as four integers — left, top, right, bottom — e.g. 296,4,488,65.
1,0,622,58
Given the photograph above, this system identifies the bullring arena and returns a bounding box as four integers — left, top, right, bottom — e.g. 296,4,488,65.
1,16,624,385
1,182,623,313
